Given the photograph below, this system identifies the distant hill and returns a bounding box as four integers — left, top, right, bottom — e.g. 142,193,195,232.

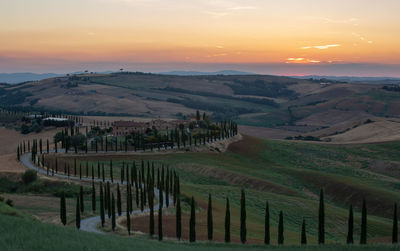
0,73,62,84
158,70,255,76
296,75,400,84
1,72,399,143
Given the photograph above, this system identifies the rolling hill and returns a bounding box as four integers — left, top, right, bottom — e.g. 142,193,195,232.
1,72,399,143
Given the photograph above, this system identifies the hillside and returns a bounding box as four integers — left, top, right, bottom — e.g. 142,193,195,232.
1,72,399,143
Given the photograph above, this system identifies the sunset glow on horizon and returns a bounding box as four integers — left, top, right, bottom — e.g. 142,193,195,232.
1,0,400,75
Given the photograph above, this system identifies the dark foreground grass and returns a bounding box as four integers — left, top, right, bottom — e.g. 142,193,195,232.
0,214,398,251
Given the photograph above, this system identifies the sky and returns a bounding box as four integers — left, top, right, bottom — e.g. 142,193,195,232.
1,0,400,76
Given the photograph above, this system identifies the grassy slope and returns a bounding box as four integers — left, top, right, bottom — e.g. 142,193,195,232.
44,136,400,245
1,214,398,251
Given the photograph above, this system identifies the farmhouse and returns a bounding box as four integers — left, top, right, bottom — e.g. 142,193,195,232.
112,119,190,136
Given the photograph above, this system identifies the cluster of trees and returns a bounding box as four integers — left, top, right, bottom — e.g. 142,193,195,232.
58,160,181,237
49,119,238,153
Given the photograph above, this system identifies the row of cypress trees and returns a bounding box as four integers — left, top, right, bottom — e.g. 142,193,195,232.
53,159,398,245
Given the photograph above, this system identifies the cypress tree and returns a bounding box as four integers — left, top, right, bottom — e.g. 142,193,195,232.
97,162,100,179
393,203,398,244
110,160,113,183
92,182,96,212
111,193,116,231
60,191,66,225
318,189,325,244
79,163,82,179
347,205,354,244
189,196,196,242
86,162,89,177
225,197,230,243
17,146,20,161
165,169,169,208
240,189,246,244
264,201,270,245
158,181,163,241
80,186,84,212
104,183,108,211
176,195,181,240
149,180,154,237
100,183,105,227
76,196,80,229
140,185,144,212
74,159,77,176
127,206,131,235
117,184,121,216
46,139,49,153
102,163,105,182
207,193,213,241
301,218,307,245
360,199,367,244
107,182,111,218
278,211,284,245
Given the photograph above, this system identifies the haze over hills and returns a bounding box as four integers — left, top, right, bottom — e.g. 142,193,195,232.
0,73,61,84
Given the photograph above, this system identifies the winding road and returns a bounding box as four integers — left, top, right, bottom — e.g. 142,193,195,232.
21,152,172,234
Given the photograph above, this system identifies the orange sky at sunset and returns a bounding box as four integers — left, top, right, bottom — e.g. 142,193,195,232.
1,0,399,75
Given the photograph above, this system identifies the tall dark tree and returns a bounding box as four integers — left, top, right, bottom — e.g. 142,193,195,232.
207,193,213,241
318,189,325,244
278,211,284,245
149,181,154,237
102,163,105,182
240,189,246,244
46,139,49,153
158,181,163,241
110,160,113,183
107,182,111,218
360,199,367,245
264,201,270,245
176,195,181,240
126,207,131,235
91,182,96,212
117,184,122,216
100,183,105,227
189,196,196,242
393,203,398,244
80,186,84,212
225,197,230,243
60,191,66,225
76,196,80,229
301,218,307,245
347,205,354,244
111,193,116,231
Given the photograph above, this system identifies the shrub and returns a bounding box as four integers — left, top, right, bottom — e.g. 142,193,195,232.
6,198,13,207
22,170,37,184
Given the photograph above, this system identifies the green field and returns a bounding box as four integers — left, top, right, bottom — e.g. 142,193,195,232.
41,136,400,245
1,213,399,251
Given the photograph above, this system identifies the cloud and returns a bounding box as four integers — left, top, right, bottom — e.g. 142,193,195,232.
352,33,373,44
301,44,341,50
216,45,224,49
286,58,320,64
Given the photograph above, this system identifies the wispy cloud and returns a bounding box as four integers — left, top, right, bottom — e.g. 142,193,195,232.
286,58,320,64
352,33,373,44
301,44,341,50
